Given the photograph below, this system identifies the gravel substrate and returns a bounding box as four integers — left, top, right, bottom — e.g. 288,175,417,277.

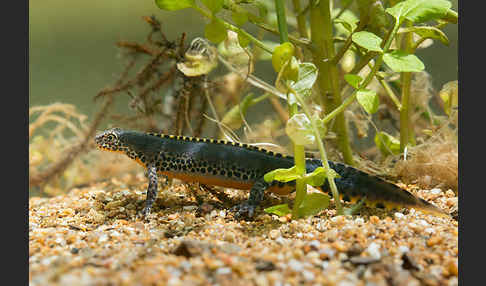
29,173,458,286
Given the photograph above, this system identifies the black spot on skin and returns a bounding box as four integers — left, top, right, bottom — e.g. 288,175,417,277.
343,195,351,202
207,167,213,172
220,170,226,176
200,168,206,173
227,172,233,177
275,153,282,158
191,168,195,173
242,174,248,180
242,144,248,148
212,170,218,175
267,151,274,156
375,202,385,209
234,172,241,178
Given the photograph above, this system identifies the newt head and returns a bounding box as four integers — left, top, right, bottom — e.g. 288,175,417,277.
95,128,125,152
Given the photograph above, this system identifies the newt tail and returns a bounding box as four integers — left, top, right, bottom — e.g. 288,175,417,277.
95,128,447,219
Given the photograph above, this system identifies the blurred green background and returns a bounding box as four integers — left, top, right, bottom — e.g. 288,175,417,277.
29,0,457,119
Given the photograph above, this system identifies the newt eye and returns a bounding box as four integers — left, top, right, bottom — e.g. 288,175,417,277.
106,134,116,141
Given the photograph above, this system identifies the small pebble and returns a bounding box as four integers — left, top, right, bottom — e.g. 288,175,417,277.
269,229,280,240
216,267,232,275
446,260,458,276
288,259,304,272
394,212,405,219
302,270,315,282
424,227,435,235
427,236,443,247
430,188,442,195
366,242,381,260
369,216,380,224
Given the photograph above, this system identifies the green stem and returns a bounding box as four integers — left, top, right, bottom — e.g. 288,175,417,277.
292,0,309,38
310,0,332,110
292,144,306,218
323,19,401,125
318,0,354,166
287,85,343,215
400,21,415,152
274,0,289,43
193,5,273,54
377,77,402,110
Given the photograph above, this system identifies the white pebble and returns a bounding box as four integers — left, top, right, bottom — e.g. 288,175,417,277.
295,232,303,239
216,267,232,275
269,229,280,240
275,237,286,245
309,240,320,249
394,212,405,219
354,217,364,224
430,188,442,195
302,270,315,282
366,242,381,259
288,259,304,272
218,210,226,218
424,227,435,234
315,222,327,232
98,234,109,243
418,219,429,227
398,245,410,254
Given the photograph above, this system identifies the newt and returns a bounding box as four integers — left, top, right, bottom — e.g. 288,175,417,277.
95,128,447,218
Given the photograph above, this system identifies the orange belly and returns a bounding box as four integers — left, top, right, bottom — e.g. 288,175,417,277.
160,171,295,195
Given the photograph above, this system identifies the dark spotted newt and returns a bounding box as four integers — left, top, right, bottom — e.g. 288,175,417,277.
95,128,447,218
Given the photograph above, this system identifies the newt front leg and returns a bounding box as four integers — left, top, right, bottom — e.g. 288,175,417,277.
233,179,269,219
141,164,158,216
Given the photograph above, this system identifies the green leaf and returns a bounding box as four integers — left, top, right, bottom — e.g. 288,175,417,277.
383,50,424,72
374,131,401,156
205,19,227,44
442,9,458,24
289,62,318,98
297,193,330,218
285,114,316,146
201,0,223,13
368,1,388,31
264,204,291,216
333,9,359,35
303,167,340,187
154,0,195,11
438,80,458,116
399,26,449,46
264,166,300,183
356,89,379,114
232,11,249,26
344,74,363,89
352,31,383,53
385,0,452,24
